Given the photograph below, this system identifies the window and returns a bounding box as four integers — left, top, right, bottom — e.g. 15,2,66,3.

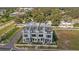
24,39,26,42
31,26,37,30
41,39,43,41
45,39,49,43
32,39,34,41
39,34,43,37
24,29,28,33
32,38,37,41
46,35,51,38
38,39,40,41
24,34,28,37
24,27,29,33
35,39,37,41
31,34,36,37
26,27,30,30
45,27,52,32
31,26,37,33
38,27,43,30
26,38,29,40
41,38,44,41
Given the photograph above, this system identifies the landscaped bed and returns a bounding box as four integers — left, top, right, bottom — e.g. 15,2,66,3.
15,44,58,50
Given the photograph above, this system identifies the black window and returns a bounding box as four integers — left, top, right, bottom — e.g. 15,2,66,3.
24,34,28,37
41,39,43,41
32,34,36,37
39,34,43,37
31,26,36,30
38,39,40,41
45,27,51,32
26,27,29,30
32,39,34,41
46,35,51,38
41,38,44,41
26,38,29,40
38,27,43,30
24,30,27,33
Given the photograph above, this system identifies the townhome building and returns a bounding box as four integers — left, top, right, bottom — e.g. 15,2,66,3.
22,21,53,44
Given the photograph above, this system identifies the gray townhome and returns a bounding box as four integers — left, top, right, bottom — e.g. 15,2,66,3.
22,21,53,44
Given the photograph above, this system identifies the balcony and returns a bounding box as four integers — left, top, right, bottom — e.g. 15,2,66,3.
38,27,43,33
24,27,30,33
45,27,52,33
38,34,43,37
30,30,36,33
24,30,28,33
30,26,37,33
46,35,51,38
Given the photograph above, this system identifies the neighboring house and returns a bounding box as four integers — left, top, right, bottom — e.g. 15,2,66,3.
0,8,6,16
72,19,79,24
20,8,33,11
59,20,73,28
10,8,33,17
22,21,53,44
10,12,25,17
16,24,24,27
9,12,18,17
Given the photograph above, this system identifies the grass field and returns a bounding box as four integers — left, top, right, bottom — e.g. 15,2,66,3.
0,21,17,44
0,18,12,25
1,27,20,44
74,23,79,27
0,23,16,36
56,30,79,50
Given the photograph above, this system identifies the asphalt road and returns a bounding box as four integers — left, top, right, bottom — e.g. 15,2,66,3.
7,31,21,47
0,29,23,51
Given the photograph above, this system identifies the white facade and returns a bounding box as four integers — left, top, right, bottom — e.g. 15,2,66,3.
22,22,53,44
0,9,6,16
10,12,25,17
59,21,73,28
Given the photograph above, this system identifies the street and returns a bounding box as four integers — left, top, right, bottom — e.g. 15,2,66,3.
0,28,24,51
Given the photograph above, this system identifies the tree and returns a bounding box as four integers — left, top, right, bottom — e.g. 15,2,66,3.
1,8,16,22
29,8,62,25
62,8,79,19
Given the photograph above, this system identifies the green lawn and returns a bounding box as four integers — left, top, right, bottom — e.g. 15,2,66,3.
56,30,79,50
0,23,16,36
0,21,17,44
74,23,79,27
1,27,19,44
0,18,10,25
